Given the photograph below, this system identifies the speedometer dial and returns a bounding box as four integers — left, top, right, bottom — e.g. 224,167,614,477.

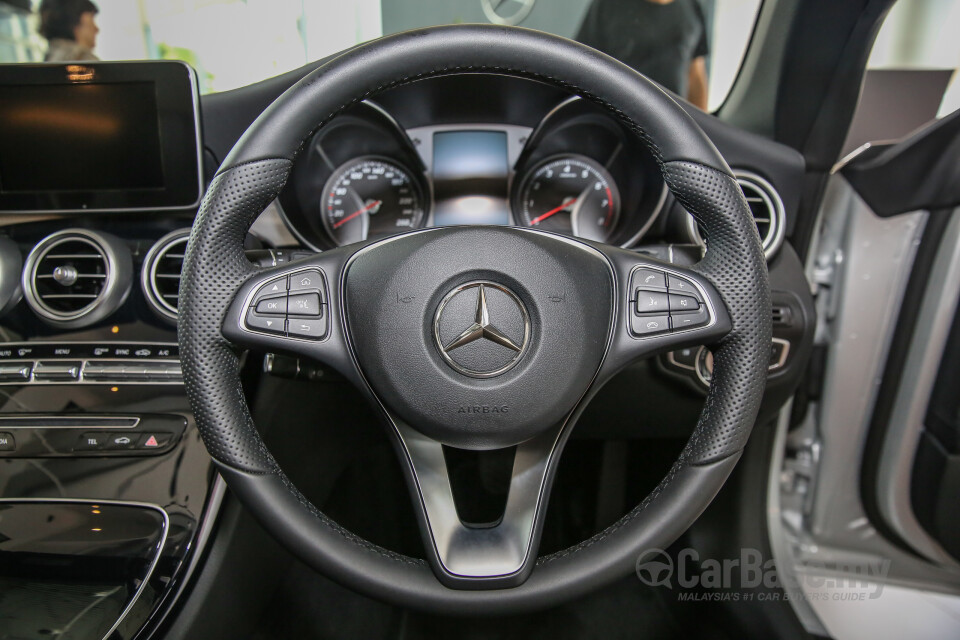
321,157,425,246
515,155,620,242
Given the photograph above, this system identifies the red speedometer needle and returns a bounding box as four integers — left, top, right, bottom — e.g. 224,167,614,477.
333,200,382,229
530,198,576,226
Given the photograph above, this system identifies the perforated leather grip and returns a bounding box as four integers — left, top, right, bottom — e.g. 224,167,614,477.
666,161,771,464
179,159,291,473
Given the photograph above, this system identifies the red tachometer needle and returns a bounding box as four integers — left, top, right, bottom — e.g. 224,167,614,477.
333,200,382,229
530,198,576,226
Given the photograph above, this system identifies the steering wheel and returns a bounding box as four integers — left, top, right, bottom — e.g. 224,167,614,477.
179,24,770,614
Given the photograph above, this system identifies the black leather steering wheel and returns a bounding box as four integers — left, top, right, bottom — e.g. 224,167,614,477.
179,24,770,614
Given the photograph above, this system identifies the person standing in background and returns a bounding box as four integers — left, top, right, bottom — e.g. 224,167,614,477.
576,0,710,110
39,0,100,62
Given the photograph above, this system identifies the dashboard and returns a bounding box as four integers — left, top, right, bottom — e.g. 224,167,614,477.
0,63,813,640
270,74,802,266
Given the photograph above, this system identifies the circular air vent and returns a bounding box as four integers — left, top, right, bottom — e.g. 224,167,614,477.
141,229,189,323
687,171,786,260
22,229,132,328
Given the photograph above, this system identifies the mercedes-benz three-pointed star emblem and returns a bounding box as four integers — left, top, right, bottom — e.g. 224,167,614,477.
434,282,530,378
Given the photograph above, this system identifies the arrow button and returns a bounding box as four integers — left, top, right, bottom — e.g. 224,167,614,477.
245,308,287,336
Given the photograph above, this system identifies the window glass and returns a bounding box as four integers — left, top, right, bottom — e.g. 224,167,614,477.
1,0,759,111
868,0,960,117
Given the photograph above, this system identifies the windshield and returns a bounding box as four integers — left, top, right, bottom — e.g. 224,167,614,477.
1,0,762,111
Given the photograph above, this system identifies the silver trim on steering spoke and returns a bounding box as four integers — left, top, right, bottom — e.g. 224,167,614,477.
394,421,562,578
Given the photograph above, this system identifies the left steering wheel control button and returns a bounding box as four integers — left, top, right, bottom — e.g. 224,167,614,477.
287,293,322,316
287,317,326,339
245,309,286,335
252,276,289,303
255,296,287,315
288,270,324,296
243,268,328,339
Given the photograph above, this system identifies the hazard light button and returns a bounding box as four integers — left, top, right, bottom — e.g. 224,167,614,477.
137,432,173,450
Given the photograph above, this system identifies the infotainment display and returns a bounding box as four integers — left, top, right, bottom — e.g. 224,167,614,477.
0,61,202,212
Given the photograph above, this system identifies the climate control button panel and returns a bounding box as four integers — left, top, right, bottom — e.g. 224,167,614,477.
0,343,181,385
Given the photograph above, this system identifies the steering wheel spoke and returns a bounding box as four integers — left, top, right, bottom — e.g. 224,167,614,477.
392,418,564,588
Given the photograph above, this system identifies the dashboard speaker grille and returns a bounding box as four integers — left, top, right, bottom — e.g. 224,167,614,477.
142,229,190,322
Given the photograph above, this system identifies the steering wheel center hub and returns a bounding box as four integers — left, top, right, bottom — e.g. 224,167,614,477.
343,226,613,449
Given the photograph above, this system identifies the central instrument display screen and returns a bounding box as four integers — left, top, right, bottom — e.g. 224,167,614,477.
431,130,510,226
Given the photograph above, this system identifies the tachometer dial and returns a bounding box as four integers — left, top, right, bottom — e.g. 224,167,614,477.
321,157,425,246
515,155,620,242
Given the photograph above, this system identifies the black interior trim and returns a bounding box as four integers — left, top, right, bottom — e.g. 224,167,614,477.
842,109,960,217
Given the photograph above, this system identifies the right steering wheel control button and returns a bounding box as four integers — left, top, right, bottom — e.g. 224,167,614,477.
672,307,710,329
635,290,669,314
630,313,670,336
628,268,713,337
667,274,701,298
668,294,700,314
630,268,667,290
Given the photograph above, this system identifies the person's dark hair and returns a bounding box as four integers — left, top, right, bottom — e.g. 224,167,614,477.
38,0,98,42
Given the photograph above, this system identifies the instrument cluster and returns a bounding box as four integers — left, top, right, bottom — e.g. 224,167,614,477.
277,97,667,250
